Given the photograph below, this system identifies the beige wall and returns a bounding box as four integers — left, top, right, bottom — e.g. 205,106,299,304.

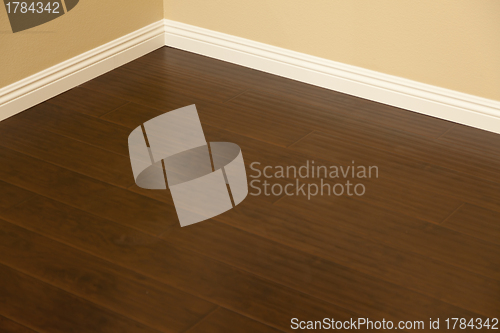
3,1,498,101
0,0,163,89
164,0,500,101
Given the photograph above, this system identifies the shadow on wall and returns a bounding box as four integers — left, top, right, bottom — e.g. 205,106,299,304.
3,0,79,33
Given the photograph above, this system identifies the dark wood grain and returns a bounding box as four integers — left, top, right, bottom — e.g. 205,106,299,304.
226,90,500,184
160,218,488,324
136,47,454,139
47,86,129,117
101,103,463,217
276,194,500,281
186,308,283,333
3,195,360,333
80,59,247,109
101,102,163,126
0,146,176,235
5,103,131,156
289,131,500,215
0,148,490,324
0,46,499,332
438,123,500,159
0,263,159,333
0,180,33,211
207,197,500,318
0,315,38,333
102,99,313,148
443,204,500,246
0,116,134,188
0,218,215,333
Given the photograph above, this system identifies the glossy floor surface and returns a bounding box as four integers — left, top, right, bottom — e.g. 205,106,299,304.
0,47,499,332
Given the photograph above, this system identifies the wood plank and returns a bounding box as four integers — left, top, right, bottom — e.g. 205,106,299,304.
5,103,131,156
3,195,360,333
93,94,496,318
270,90,455,140
438,124,500,159
138,47,298,86
140,47,454,139
10,95,310,157
102,100,305,149
101,101,312,186
277,194,500,281
186,308,282,333
47,87,129,117
0,117,134,188
80,57,247,109
0,146,176,236
0,218,216,333
198,103,313,148
208,197,500,318
204,124,461,225
1,126,483,323
65,71,498,223
227,90,500,185
0,145,110,206
103,99,311,152
1,44,498,333
0,263,159,333
102,98,311,148
443,204,500,246
121,119,498,286
0,180,33,211
101,102,171,125
122,47,263,92
289,131,500,215
160,218,487,325
0,315,38,333
99,102,463,217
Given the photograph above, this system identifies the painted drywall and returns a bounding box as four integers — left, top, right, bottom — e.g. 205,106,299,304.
0,0,163,89
163,0,500,102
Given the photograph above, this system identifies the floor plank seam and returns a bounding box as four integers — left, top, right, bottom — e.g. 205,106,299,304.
439,202,465,225
41,101,500,226
0,204,367,324
0,209,321,331
249,85,456,141
271,193,289,206
181,306,219,333
222,89,250,104
0,260,166,333
2,193,38,212
183,220,497,316
43,88,297,151
98,101,131,119
129,181,500,251
436,124,456,140
286,129,316,148
0,313,42,333
2,46,499,332
0,143,497,288
0,144,134,189
2,145,497,293
289,128,500,190
19,123,131,158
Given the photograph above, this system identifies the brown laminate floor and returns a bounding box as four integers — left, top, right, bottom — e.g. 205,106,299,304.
0,47,499,332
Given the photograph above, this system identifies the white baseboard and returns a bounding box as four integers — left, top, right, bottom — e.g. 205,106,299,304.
164,19,500,135
2,18,500,135
0,20,165,122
